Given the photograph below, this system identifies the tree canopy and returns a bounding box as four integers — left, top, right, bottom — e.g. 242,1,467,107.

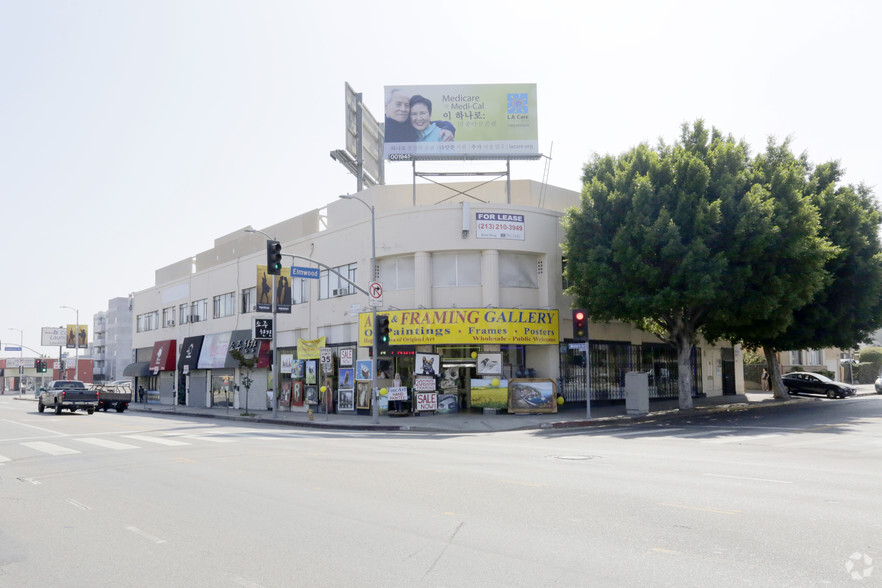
563,120,838,409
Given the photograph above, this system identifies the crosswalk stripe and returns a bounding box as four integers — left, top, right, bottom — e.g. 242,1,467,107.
22,441,81,455
121,435,190,446
181,435,235,443
0,454,10,463
75,438,140,450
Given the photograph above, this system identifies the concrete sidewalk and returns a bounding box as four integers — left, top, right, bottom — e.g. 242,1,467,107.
119,384,878,433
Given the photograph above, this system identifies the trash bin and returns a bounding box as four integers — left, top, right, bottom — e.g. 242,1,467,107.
625,372,650,416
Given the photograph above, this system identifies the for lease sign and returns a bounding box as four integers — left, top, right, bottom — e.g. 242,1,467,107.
475,212,525,240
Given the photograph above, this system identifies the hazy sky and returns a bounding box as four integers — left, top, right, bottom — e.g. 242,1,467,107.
1,0,879,357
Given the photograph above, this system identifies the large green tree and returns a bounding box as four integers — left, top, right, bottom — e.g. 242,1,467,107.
563,121,833,409
705,161,882,397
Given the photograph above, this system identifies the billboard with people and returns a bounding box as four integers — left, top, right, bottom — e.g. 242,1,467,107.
382,84,538,160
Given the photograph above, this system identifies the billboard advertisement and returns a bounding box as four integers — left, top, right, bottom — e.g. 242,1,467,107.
383,84,538,160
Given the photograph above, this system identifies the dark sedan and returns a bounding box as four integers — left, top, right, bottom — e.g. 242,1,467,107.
782,372,856,399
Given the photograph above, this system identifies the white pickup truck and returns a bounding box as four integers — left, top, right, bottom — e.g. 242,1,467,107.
38,380,99,415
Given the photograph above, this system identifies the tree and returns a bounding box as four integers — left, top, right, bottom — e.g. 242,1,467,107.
708,161,882,397
563,121,832,409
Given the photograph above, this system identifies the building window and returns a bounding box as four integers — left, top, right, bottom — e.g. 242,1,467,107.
432,252,481,287
136,311,159,333
319,263,358,299
805,349,821,365
499,252,539,288
179,303,189,325
162,307,176,328
190,299,208,323
241,287,256,314
378,256,414,290
292,278,309,305
213,292,236,319
789,350,801,366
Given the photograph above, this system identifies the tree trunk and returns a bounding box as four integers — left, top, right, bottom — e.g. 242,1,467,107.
763,348,789,400
676,336,694,410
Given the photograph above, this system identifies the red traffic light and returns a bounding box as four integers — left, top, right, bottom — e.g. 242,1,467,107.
572,309,588,340
574,311,585,321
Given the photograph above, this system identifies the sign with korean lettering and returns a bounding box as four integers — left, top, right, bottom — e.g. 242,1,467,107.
383,83,538,161
254,318,273,340
359,308,559,347
475,212,525,240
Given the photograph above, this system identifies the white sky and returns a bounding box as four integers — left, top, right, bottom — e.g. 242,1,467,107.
1,0,880,357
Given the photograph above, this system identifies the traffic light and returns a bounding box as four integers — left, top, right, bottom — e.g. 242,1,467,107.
375,314,390,350
572,309,588,340
36,359,47,373
266,240,282,275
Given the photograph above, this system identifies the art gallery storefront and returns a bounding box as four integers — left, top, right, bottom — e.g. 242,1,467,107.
348,307,562,414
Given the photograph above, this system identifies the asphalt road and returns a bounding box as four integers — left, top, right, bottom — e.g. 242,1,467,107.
1,395,880,587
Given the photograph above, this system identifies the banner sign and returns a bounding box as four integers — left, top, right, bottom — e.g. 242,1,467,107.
297,337,327,360
66,324,88,349
359,308,558,347
256,265,292,314
475,212,525,240
383,83,538,161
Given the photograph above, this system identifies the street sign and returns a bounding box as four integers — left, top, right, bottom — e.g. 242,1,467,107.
5,346,21,351
291,266,320,279
254,318,273,340
369,281,383,306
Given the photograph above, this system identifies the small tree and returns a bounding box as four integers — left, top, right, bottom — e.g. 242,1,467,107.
230,349,256,416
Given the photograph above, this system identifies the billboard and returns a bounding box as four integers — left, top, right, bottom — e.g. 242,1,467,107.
42,327,67,347
382,84,538,161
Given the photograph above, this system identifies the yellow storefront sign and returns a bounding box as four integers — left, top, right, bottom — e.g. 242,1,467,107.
358,308,558,347
298,336,327,359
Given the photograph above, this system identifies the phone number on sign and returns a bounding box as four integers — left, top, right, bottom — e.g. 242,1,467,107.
477,223,524,232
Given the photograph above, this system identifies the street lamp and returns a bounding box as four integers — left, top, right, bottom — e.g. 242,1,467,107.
8,328,22,394
59,306,80,380
245,228,279,418
338,194,379,424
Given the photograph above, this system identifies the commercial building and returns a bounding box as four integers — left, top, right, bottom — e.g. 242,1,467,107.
129,180,743,414
89,297,134,383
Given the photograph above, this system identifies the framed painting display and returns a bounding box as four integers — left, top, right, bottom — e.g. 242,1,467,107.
279,380,291,409
291,380,304,407
339,368,354,390
508,378,557,414
356,360,373,381
470,378,508,409
356,381,371,409
305,360,317,385
338,389,355,411
305,386,318,405
476,353,502,375
415,352,440,376
292,360,305,379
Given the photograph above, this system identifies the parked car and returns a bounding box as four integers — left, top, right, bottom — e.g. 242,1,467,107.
875,371,882,394
782,372,856,399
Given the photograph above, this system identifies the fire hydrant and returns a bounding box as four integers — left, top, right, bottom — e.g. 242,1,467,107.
308,408,314,421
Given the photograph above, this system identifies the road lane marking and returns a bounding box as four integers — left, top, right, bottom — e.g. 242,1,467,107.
499,479,546,488
74,438,140,450
703,473,791,484
122,435,190,446
125,526,167,544
21,441,81,455
614,428,686,437
66,499,90,510
181,435,235,443
650,547,680,554
660,503,740,515
2,418,66,436
0,454,10,464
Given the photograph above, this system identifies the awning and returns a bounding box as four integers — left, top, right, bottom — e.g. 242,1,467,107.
178,336,204,372
150,339,177,372
123,361,151,377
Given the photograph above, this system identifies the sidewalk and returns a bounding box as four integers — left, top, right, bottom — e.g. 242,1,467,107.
120,385,878,433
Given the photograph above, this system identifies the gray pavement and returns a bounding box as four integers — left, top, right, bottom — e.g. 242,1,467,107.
13,384,878,432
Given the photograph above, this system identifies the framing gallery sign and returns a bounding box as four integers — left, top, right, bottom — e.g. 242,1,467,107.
358,308,558,347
